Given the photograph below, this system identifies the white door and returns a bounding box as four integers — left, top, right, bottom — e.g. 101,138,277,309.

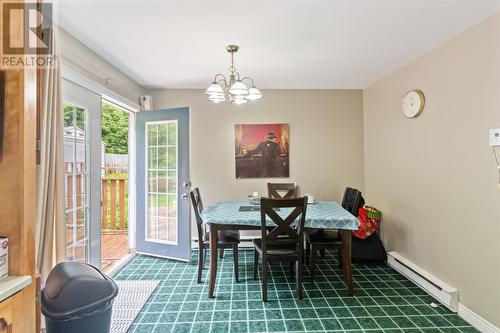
62,79,102,267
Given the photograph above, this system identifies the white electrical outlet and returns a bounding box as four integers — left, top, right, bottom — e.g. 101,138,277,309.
490,129,500,146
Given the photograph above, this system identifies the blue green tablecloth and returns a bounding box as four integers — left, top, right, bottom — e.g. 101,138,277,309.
201,201,359,230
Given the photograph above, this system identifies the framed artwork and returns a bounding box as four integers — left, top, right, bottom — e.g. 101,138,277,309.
235,124,289,178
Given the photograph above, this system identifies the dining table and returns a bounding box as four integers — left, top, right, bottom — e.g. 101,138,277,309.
201,200,360,298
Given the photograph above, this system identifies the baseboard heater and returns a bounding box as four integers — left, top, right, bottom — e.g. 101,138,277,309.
387,251,458,312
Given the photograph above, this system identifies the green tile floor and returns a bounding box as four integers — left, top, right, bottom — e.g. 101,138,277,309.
114,249,477,333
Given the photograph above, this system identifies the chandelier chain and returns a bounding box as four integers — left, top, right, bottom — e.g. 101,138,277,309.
229,52,236,74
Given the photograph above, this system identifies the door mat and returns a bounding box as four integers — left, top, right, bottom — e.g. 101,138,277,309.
110,280,160,333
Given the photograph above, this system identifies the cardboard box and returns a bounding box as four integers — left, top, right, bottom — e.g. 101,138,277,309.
0,237,8,279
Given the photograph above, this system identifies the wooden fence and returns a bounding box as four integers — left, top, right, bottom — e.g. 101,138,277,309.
103,153,128,175
101,177,128,233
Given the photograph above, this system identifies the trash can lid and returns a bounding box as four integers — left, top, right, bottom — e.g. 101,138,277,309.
42,262,118,320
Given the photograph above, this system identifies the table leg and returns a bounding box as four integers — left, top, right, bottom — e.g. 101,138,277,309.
208,224,218,298
342,230,353,296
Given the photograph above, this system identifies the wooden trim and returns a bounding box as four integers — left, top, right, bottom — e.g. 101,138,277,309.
0,71,4,162
21,64,37,333
0,67,37,332
35,66,41,165
35,1,42,166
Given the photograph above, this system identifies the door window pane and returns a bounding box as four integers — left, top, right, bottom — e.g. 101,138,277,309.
158,124,167,146
158,147,167,169
167,147,176,166
148,148,157,169
148,124,158,145
63,102,89,262
158,171,167,193
168,123,176,145
145,121,178,243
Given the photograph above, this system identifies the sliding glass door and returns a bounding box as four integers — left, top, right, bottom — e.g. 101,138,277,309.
62,79,102,267
63,102,89,262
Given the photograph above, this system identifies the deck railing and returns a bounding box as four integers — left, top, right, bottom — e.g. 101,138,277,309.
101,177,128,233
64,161,128,233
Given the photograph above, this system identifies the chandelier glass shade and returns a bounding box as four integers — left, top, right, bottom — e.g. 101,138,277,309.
205,45,262,104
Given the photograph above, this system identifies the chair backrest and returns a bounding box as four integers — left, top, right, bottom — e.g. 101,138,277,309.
260,197,308,253
267,183,298,199
341,187,364,216
190,188,204,243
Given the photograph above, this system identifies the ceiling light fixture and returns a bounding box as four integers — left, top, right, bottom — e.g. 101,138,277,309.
205,45,262,104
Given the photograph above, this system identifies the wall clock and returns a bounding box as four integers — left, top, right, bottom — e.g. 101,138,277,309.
402,90,425,118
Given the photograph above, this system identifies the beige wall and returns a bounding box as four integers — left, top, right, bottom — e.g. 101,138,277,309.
364,14,500,327
150,89,364,213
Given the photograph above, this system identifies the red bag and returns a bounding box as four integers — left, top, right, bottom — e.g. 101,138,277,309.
353,206,381,239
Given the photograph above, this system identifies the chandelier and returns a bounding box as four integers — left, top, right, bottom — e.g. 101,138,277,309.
205,45,262,104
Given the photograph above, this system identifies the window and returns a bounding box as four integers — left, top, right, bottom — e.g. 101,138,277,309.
63,102,89,262
146,121,178,244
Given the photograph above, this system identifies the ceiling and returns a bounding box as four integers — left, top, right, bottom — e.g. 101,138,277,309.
55,0,500,89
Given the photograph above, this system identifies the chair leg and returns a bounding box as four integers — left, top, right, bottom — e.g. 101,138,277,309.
262,257,268,302
219,248,224,259
320,249,325,258
296,259,302,300
289,262,294,278
233,244,239,283
253,249,259,280
202,248,207,269
197,245,203,283
310,246,317,282
305,239,310,267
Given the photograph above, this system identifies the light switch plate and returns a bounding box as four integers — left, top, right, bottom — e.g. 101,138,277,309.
490,128,500,146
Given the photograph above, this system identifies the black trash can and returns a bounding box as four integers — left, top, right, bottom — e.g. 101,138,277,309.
41,262,119,333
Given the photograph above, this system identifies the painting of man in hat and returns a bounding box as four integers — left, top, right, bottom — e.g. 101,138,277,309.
235,124,289,178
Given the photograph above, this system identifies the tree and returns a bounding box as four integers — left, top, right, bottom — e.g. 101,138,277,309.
63,103,86,129
101,104,129,154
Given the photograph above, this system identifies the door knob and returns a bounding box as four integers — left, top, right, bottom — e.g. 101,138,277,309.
181,193,188,199
183,181,191,187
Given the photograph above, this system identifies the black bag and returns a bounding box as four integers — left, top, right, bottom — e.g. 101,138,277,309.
351,233,387,263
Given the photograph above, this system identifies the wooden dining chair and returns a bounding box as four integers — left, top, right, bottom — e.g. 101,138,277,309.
267,183,299,262
305,187,364,282
190,188,241,283
253,197,308,301
267,183,298,199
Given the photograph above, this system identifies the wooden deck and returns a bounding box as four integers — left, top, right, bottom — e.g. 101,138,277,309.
101,232,129,273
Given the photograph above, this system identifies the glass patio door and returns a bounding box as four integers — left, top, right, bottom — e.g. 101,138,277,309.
136,107,190,261
62,79,102,267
